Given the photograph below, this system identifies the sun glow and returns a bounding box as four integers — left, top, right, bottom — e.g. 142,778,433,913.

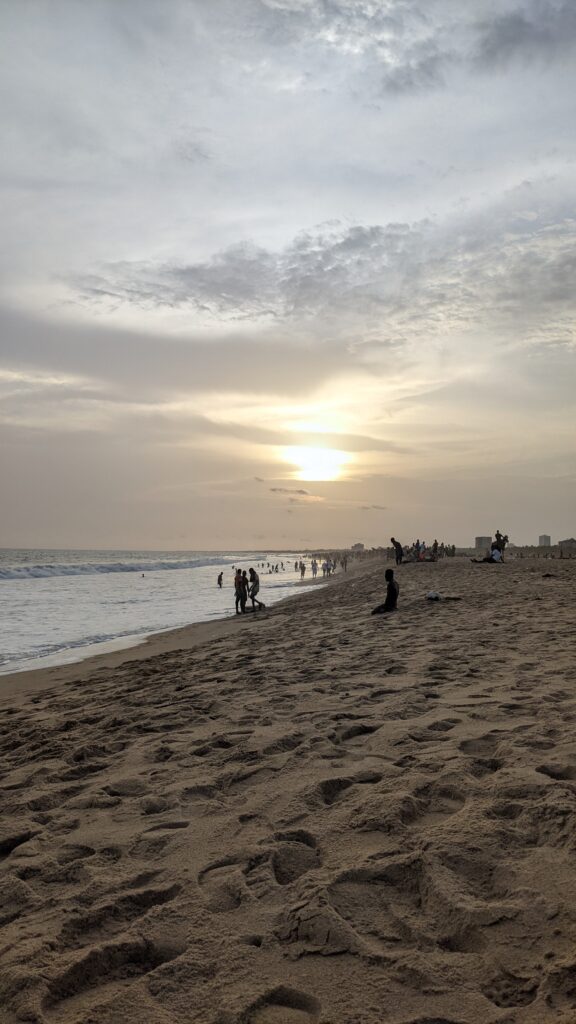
282,445,351,481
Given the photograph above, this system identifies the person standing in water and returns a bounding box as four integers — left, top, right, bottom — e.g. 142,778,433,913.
248,567,265,611
234,569,246,613
217,572,223,588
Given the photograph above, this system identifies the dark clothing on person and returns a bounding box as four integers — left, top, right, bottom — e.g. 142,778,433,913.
391,538,403,565
371,578,400,614
234,571,247,613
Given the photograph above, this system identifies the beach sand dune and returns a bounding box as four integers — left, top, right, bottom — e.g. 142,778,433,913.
2,558,576,1023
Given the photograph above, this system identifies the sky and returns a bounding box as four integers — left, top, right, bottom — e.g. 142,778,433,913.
1,0,575,550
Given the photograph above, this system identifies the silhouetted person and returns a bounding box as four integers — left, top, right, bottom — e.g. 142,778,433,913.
217,572,223,588
372,568,400,614
391,537,403,565
234,569,248,613
248,567,265,610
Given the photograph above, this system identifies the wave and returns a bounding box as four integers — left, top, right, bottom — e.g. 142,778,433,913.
0,556,235,581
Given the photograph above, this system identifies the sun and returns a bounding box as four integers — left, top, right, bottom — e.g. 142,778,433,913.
282,445,351,481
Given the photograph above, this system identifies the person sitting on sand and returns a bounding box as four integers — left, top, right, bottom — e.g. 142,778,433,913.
248,567,265,611
371,568,400,614
471,548,503,564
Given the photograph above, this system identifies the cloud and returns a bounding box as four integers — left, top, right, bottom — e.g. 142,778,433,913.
71,193,576,355
270,486,324,504
475,2,576,67
270,487,311,495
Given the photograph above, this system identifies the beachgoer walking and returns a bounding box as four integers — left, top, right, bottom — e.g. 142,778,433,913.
248,567,265,610
217,572,223,588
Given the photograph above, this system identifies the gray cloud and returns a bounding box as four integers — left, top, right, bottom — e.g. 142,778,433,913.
270,487,311,495
476,2,576,67
72,193,576,354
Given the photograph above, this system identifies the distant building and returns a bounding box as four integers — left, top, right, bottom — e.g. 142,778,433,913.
559,538,576,555
351,542,365,552
475,536,492,552
539,535,551,547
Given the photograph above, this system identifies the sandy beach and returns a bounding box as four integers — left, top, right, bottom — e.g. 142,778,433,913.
2,556,576,1024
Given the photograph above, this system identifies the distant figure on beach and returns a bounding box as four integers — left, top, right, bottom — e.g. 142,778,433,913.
432,539,438,558
391,537,403,565
471,548,503,564
371,568,399,614
234,569,247,613
217,572,223,588
248,567,265,611
300,560,306,579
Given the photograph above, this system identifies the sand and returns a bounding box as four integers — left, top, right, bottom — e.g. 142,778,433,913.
1,557,576,1024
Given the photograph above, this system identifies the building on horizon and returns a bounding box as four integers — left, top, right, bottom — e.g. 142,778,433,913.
351,542,365,552
559,538,576,556
475,536,492,552
539,535,551,547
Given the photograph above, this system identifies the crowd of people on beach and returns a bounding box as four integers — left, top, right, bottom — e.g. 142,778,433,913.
389,537,456,564
219,530,510,620
219,551,354,614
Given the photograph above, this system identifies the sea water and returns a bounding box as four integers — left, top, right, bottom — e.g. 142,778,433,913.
0,549,315,675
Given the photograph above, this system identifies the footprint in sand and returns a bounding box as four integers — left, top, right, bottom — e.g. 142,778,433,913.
459,732,504,757
482,970,539,1008
536,764,576,781
310,772,382,808
413,782,466,824
333,723,381,743
466,757,503,778
240,986,321,1023
103,777,149,797
41,937,183,1018
59,883,181,947
0,827,41,858
327,855,425,952
199,832,321,911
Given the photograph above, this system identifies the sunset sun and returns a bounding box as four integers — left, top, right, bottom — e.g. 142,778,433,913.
282,445,351,482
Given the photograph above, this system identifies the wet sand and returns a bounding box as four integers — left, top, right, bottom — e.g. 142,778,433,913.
1,557,576,1023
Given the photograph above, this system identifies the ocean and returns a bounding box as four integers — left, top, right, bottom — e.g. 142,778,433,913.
0,548,316,675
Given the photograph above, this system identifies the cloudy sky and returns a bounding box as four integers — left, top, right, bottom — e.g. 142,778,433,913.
1,0,575,549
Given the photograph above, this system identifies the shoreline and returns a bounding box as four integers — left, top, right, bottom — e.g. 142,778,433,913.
0,571,336,702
